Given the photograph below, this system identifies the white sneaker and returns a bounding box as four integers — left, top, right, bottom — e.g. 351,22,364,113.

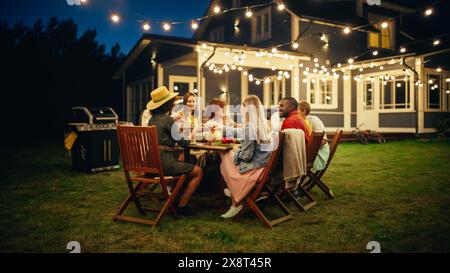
223,188,231,198
221,205,243,219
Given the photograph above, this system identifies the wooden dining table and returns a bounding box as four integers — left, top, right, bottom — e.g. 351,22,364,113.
184,142,234,163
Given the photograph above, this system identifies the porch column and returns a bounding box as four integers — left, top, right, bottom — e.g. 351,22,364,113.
157,64,163,87
241,69,248,103
197,53,206,109
291,60,300,100
416,56,424,134
343,70,352,131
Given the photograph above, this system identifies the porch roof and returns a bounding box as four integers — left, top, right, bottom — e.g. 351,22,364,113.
113,34,197,79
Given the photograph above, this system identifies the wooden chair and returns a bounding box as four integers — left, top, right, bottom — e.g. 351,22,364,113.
285,131,325,211
113,125,187,226
302,129,343,199
233,133,294,229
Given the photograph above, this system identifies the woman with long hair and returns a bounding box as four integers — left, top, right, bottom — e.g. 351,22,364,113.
219,95,272,218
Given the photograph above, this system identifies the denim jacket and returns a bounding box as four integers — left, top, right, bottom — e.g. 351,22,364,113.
233,126,272,174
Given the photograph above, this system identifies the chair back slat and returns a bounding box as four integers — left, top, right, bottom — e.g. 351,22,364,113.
117,125,162,174
252,133,285,198
320,129,343,174
306,131,325,166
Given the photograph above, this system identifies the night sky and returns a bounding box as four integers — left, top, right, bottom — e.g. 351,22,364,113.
0,0,210,54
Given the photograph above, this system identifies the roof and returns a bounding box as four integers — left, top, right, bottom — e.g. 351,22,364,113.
113,34,197,79
286,0,368,26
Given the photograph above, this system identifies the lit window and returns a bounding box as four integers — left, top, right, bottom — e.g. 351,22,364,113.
427,74,441,110
380,76,410,109
364,81,374,110
306,75,338,108
368,16,394,49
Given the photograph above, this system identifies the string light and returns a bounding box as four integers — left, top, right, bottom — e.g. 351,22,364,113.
400,47,406,53
348,58,354,64
271,47,278,53
343,27,351,34
425,8,433,16
292,42,299,49
372,50,378,56
245,8,253,18
213,6,221,14
381,21,389,29
191,20,199,30
163,23,171,31
111,13,120,23
142,22,150,31
437,67,442,72
433,39,440,46
277,2,285,11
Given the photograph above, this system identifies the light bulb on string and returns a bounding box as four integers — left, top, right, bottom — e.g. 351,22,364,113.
213,6,221,14
142,22,150,31
277,2,285,11
245,8,253,18
400,47,406,53
381,21,389,29
111,13,120,23
162,23,171,31
425,8,433,16
191,21,199,30
433,39,440,46
343,27,351,34
292,42,299,49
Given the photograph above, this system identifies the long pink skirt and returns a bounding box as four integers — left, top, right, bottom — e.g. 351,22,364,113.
220,151,265,203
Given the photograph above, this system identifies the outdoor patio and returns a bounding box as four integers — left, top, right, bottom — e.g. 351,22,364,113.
1,139,449,253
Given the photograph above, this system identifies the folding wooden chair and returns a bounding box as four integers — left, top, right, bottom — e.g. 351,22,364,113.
233,133,294,229
113,125,187,226
285,131,325,212
302,129,343,199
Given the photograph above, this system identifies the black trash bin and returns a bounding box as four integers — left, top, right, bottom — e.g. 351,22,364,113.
67,107,120,173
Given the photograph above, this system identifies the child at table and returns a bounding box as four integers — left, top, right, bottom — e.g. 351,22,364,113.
219,95,273,218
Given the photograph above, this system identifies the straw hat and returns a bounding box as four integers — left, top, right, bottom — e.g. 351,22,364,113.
146,86,179,110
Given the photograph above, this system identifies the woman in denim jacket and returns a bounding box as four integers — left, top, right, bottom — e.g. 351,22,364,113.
219,95,272,219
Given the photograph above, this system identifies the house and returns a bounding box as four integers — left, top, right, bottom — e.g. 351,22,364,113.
113,0,450,135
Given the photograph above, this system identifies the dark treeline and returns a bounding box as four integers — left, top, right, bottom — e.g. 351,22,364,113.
0,17,125,143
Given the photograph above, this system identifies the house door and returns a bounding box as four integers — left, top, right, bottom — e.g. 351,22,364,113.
264,76,285,107
357,80,379,130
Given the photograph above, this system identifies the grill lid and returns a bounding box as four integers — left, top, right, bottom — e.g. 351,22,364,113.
71,107,119,124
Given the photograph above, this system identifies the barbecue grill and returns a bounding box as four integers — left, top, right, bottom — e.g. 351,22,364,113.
67,107,120,173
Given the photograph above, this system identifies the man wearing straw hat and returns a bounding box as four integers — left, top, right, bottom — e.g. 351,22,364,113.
147,86,203,216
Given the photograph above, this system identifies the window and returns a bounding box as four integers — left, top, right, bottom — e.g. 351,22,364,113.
368,15,394,49
364,81,374,110
252,7,271,43
210,26,224,42
127,79,152,124
264,76,285,106
169,75,197,97
446,77,450,110
380,76,410,110
427,74,442,109
232,0,241,8
307,75,338,108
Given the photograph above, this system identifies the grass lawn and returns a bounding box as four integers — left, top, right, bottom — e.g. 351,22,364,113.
1,139,450,253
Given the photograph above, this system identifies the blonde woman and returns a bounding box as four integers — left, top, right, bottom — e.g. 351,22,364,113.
219,95,272,218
